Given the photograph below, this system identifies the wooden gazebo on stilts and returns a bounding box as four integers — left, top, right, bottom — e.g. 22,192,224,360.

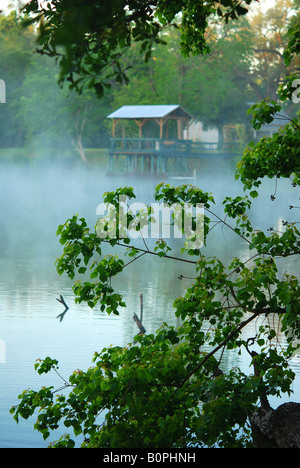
106,105,239,175
107,105,193,175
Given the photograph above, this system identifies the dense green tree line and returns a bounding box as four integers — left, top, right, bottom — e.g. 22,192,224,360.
112,0,299,138
0,10,112,157
0,1,298,161
0,10,35,147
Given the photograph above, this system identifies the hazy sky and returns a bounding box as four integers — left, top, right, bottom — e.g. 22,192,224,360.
0,0,14,10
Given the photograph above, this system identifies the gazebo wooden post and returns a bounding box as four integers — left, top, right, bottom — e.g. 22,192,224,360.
155,118,164,139
135,119,146,138
112,118,118,137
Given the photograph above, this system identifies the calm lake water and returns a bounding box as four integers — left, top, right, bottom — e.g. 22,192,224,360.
0,161,299,448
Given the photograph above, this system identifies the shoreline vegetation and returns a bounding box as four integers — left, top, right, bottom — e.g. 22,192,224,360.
0,147,109,166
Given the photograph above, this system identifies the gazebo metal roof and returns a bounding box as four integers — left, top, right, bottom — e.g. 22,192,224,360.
107,105,192,120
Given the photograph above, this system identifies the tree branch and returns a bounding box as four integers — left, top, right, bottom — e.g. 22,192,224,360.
174,310,262,394
102,239,199,265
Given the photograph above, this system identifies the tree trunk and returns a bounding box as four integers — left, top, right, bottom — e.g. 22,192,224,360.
71,103,90,164
250,402,300,448
71,133,89,165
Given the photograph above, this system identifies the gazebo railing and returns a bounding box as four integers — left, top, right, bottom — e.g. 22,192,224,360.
110,138,240,155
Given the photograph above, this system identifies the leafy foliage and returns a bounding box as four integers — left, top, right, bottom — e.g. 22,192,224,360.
237,98,300,188
11,149,300,447
10,0,300,449
22,0,257,97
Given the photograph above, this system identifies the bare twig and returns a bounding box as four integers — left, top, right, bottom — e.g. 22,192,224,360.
56,295,69,322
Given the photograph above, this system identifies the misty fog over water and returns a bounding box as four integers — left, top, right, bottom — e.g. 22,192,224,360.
1,159,298,256
0,159,299,447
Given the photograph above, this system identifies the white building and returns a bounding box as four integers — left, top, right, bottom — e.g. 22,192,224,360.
184,120,219,143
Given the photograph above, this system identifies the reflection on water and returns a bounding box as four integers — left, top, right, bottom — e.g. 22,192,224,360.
0,163,299,447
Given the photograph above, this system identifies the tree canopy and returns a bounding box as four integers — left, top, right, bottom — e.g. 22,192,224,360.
22,0,258,97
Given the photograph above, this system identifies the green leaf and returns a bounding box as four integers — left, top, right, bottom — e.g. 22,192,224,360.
249,190,258,198
100,380,110,392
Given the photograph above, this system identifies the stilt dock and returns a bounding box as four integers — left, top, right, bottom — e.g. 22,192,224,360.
108,137,240,175
106,105,240,176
